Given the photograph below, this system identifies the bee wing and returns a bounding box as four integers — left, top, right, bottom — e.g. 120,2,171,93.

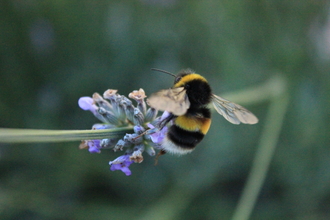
147,87,190,116
212,94,258,125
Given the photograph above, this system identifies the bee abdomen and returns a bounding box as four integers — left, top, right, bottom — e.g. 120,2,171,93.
167,125,204,149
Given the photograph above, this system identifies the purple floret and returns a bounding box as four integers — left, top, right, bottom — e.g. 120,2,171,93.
109,155,134,176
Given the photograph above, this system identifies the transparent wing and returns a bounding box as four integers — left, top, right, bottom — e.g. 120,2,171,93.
147,87,190,116
212,94,258,125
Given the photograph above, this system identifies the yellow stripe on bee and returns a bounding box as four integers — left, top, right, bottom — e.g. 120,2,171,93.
175,115,211,135
174,73,208,88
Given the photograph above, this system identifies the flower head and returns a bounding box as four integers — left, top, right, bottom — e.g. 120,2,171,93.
79,88,171,176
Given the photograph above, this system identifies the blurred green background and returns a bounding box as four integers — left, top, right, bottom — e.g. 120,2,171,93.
1,0,330,219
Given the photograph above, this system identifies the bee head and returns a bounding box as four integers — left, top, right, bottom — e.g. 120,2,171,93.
174,69,194,85
150,68,212,106
174,69,212,106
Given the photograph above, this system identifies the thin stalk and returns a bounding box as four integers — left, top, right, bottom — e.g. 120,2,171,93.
231,93,290,220
0,127,133,143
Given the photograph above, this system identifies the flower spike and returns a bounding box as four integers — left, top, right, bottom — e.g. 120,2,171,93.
79,89,169,176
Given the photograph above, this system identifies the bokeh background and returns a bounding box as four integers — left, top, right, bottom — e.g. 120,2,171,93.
1,0,330,219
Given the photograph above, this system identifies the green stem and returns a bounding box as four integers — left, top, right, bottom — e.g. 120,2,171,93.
0,127,133,143
231,93,290,220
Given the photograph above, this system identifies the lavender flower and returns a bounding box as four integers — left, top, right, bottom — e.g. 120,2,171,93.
147,123,167,144
79,88,168,176
109,155,134,176
129,88,147,115
78,97,97,115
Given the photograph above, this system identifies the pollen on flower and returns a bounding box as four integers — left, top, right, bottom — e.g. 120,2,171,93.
103,89,118,99
92,93,102,101
130,146,144,163
130,153,143,163
79,88,170,176
79,140,89,149
129,88,146,100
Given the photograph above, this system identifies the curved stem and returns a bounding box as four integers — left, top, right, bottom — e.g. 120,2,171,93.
231,93,290,220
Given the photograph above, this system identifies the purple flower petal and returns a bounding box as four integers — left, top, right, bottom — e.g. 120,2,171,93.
109,155,134,176
120,166,132,176
92,123,112,130
78,97,98,114
134,125,145,134
147,124,155,129
78,97,93,110
147,124,167,144
88,146,101,153
110,163,132,176
160,111,170,121
88,139,101,153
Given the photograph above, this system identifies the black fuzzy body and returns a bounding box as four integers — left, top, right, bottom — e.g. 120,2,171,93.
167,107,211,150
163,70,213,153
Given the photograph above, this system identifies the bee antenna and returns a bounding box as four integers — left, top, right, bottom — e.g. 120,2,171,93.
151,68,176,77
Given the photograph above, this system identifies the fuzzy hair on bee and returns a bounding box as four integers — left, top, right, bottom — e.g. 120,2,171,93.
147,69,258,155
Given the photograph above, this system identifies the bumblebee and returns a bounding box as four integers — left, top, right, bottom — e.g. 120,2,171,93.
147,69,258,155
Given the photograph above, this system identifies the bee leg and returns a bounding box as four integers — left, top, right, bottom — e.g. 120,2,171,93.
158,113,176,130
154,149,166,165
132,128,159,140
